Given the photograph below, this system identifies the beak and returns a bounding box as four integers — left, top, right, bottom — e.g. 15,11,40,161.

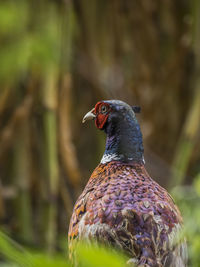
82,108,96,123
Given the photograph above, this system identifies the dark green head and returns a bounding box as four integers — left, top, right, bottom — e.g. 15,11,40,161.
83,100,144,164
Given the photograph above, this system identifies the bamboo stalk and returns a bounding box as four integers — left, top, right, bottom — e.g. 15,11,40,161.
42,67,59,253
13,120,33,242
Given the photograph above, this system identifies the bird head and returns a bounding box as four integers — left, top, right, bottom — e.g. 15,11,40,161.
82,100,141,130
82,100,143,163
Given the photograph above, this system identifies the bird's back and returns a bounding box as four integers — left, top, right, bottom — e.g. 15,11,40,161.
68,161,187,266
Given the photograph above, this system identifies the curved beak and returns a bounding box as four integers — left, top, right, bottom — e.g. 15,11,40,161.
82,108,96,123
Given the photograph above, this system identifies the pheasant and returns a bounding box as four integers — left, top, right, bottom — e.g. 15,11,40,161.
68,100,187,267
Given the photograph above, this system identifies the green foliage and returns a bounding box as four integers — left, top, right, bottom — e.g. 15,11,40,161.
0,1,60,83
172,174,200,267
0,231,69,267
75,243,127,267
0,231,128,267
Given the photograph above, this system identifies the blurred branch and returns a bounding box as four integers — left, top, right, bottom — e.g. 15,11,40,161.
59,176,74,217
0,94,33,161
0,87,11,115
58,74,81,191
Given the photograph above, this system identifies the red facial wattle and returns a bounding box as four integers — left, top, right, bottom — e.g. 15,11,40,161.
94,102,111,130
95,113,109,129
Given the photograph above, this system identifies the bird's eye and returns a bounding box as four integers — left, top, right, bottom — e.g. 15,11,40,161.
101,105,107,114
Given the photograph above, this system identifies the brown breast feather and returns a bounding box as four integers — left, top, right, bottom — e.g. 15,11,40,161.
68,162,187,267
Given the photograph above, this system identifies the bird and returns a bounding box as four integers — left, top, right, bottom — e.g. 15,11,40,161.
68,100,187,267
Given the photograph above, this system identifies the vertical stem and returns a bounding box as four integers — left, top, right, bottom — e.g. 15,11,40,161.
171,0,200,186
42,67,59,252
171,91,200,186
0,182,5,219
13,122,33,242
59,1,81,194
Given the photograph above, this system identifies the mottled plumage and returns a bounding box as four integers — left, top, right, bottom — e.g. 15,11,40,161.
68,100,187,266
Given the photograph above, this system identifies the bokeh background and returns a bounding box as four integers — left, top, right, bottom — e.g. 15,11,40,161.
0,0,200,266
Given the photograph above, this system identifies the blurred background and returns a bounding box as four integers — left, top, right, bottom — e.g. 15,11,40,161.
0,0,200,266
